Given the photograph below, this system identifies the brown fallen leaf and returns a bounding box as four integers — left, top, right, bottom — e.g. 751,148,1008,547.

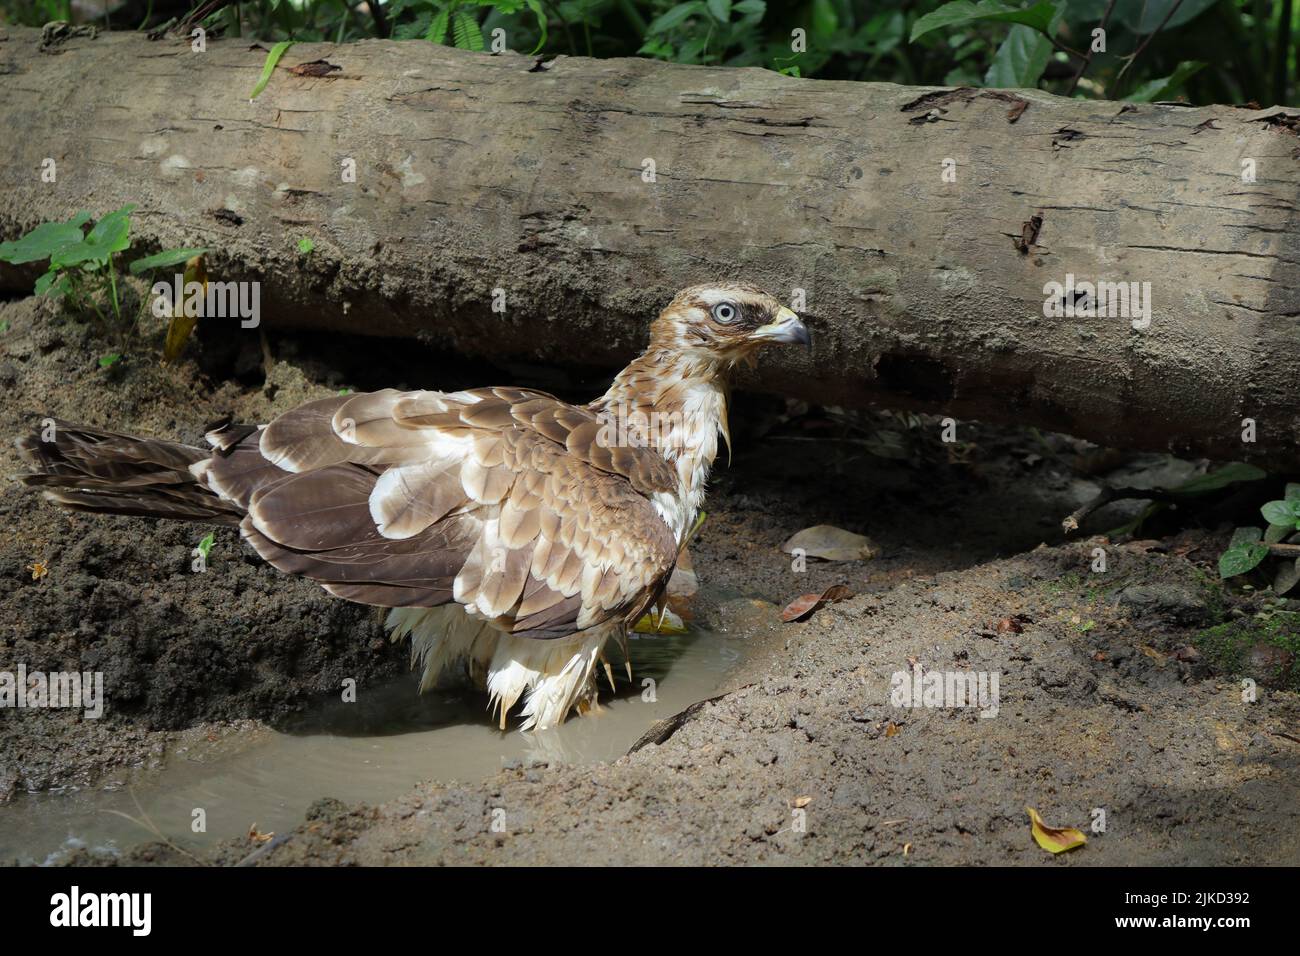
1026,807,1086,854
884,721,900,738
781,525,879,562
633,606,687,635
291,59,342,77
163,255,207,364
791,795,812,809
780,584,853,622
996,616,1023,634
27,559,49,581
248,823,274,844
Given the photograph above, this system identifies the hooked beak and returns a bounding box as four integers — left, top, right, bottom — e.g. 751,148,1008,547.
750,306,810,347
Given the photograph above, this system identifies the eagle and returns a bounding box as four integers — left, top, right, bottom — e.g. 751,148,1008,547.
16,284,809,730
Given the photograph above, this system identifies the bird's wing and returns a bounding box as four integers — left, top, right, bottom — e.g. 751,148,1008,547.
198,387,680,638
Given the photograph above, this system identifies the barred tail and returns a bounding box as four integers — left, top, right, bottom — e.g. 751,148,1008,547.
15,419,244,524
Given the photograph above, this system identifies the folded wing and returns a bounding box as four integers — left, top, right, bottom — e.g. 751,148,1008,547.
198,387,679,639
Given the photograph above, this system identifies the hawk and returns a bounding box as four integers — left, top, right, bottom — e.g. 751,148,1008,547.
16,284,809,730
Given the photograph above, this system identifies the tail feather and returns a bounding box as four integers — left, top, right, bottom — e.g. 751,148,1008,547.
15,420,244,524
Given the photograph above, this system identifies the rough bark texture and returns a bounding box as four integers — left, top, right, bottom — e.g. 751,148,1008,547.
2,27,1299,467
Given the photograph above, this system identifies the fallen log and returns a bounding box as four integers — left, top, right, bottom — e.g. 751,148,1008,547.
2,26,1299,468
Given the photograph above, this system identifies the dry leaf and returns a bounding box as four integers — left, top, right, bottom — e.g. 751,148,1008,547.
163,255,207,363
27,559,49,581
1026,807,1086,854
780,584,853,622
884,721,899,738
781,525,879,562
996,617,1023,634
247,823,274,844
290,59,342,77
633,606,687,635
791,796,812,809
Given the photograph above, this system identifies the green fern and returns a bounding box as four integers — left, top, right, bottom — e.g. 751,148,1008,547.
452,9,485,51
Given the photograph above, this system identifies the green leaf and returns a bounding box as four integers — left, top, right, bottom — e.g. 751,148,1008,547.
1265,522,1292,544
733,0,765,15
1230,526,1264,547
523,0,548,54
810,0,837,35
1275,559,1300,596
52,204,136,268
1262,500,1300,528
128,247,208,275
0,213,91,265
1112,0,1218,33
0,319,8,333
297,237,315,254
98,353,122,369
34,269,61,296
1219,541,1269,578
984,23,1053,88
706,0,731,21
1171,462,1267,496
910,0,1060,43
249,40,295,100
1124,61,1206,103
425,9,450,43
648,1,707,34
1285,483,1300,502
452,9,485,51
197,531,215,561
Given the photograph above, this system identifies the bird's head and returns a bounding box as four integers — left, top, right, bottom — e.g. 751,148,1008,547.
648,282,810,368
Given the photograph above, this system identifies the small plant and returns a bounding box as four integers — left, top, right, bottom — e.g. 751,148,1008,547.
0,206,205,351
1220,484,1300,595
390,0,546,52
297,237,316,255
197,532,216,562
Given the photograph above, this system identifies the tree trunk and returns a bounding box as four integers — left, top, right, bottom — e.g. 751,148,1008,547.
2,27,1299,468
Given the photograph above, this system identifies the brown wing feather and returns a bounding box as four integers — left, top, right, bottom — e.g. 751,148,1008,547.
193,388,678,638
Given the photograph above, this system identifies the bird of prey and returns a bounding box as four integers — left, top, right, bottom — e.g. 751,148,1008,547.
17,283,809,730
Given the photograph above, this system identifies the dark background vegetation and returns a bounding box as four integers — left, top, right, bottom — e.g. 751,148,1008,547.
0,0,1295,107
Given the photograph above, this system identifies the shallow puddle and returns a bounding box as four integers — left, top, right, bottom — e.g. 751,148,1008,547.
2,622,753,864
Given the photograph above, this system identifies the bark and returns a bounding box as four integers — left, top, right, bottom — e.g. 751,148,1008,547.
2,27,1299,467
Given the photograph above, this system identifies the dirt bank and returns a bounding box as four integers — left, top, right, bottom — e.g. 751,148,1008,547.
2,294,1298,865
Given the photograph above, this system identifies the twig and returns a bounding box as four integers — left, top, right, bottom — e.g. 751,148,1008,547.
99,788,208,865
1066,0,1117,95
1061,485,1185,534
1114,0,1186,91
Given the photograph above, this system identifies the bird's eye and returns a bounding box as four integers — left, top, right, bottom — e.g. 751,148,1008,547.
712,302,738,324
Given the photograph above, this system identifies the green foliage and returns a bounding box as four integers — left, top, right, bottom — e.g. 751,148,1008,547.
0,207,200,349
7,1,1287,104
1220,485,1300,594
298,236,316,254
1219,527,1269,579
249,40,295,99
910,1,1061,43
197,532,216,561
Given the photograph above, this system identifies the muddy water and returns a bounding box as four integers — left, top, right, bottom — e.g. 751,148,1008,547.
2,623,753,864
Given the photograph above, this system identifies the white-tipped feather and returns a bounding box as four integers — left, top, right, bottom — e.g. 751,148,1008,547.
389,606,607,731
